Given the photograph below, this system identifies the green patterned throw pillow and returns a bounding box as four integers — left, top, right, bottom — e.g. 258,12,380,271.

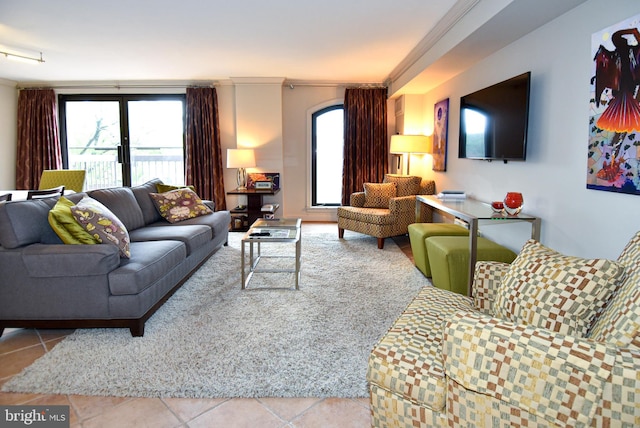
149,188,212,223
71,196,131,258
48,196,99,245
494,239,625,336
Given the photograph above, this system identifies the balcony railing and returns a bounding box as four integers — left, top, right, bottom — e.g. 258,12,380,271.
69,154,185,190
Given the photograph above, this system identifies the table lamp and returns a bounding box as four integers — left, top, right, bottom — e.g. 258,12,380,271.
227,149,256,190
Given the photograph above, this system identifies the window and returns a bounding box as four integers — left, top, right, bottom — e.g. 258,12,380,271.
311,105,343,206
59,94,185,190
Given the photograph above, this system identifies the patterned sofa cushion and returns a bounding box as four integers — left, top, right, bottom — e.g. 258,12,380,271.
589,231,640,347
363,182,397,208
367,285,473,411
383,174,422,197
494,239,625,337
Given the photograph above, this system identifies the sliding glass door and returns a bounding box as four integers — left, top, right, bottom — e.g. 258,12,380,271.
59,94,185,190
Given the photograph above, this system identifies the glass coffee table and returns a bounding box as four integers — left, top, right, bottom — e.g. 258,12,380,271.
241,218,302,290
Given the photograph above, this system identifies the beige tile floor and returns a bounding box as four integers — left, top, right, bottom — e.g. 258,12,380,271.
0,223,414,427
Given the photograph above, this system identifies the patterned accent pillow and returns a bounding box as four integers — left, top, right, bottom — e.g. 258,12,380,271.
383,174,421,197
150,188,212,223
70,196,131,258
363,182,397,208
48,196,99,245
155,183,197,193
494,239,625,336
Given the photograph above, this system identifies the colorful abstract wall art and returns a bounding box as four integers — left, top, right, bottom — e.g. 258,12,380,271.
433,98,449,172
588,13,640,195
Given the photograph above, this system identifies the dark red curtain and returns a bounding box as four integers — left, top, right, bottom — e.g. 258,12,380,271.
16,89,62,190
341,87,388,205
185,87,226,211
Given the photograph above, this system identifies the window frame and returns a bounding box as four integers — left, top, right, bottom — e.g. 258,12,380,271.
311,104,344,207
58,93,186,187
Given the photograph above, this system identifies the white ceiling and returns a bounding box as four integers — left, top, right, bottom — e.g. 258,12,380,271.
0,0,586,94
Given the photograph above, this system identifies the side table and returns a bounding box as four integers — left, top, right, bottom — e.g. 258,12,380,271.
227,188,281,231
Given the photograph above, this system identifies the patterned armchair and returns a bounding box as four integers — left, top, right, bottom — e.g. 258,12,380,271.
367,231,640,427
337,174,435,249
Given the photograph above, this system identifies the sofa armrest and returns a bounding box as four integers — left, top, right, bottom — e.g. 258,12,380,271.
443,310,618,428
389,195,416,213
21,243,121,278
472,261,510,314
349,192,365,207
419,179,436,195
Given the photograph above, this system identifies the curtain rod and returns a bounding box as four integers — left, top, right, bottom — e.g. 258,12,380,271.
17,83,215,90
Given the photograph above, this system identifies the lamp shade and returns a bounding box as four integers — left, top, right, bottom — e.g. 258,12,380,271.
389,135,432,154
227,149,256,168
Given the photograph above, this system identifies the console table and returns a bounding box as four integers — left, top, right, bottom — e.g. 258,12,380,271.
227,188,280,231
416,195,541,296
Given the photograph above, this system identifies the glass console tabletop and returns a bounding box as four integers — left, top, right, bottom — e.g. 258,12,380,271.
416,195,541,296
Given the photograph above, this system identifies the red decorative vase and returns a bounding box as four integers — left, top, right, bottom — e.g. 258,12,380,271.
504,192,523,215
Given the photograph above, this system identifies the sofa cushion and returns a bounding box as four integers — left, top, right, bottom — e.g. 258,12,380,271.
494,239,625,337
108,240,186,296
589,231,640,347
130,179,164,225
149,188,212,223
367,285,473,412
88,187,146,231
71,197,131,259
129,225,211,255
363,182,397,208
48,196,98,245
0,198,62,249
383,174,422,197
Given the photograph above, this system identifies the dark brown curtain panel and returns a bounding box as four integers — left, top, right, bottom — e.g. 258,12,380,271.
16,88,62,190
341,87,388,205
185,87,226,211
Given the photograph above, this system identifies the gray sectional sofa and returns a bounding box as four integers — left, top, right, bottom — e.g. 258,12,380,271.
0,179,230,337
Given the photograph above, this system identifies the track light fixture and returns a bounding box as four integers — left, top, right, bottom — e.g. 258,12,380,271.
0,50,45,64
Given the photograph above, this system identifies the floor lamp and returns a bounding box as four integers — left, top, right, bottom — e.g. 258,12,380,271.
389,135,432,175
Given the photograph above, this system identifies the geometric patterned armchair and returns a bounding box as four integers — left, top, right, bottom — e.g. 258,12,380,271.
337,174,435,249
39,169,86,193
368,231,640,427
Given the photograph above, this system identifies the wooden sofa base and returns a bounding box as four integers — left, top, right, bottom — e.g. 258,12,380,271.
0,247,219,338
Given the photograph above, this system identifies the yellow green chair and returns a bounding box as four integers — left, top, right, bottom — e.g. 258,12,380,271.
408,223,469,277
39,169,86,193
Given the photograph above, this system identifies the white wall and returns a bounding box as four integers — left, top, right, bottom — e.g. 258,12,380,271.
410,0,640,259
0,80,17,188
282,84,343,221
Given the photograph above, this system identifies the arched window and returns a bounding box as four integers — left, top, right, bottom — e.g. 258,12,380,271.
311,105,343,206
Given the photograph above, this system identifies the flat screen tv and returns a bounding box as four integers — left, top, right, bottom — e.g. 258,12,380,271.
458,72,531,162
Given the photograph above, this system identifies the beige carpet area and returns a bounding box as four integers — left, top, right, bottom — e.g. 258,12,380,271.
2,228,428,398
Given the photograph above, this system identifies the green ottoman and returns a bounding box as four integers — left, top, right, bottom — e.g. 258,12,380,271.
426,236,517,295
408,223,469,277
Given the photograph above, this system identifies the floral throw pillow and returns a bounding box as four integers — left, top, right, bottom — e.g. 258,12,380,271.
70,196,131,258
363,182,397,208
494,239,625,336
149,188,212,223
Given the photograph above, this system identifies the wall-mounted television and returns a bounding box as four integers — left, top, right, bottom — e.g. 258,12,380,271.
458,72,531,162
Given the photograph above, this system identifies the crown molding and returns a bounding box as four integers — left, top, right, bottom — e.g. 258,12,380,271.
386,0,480,84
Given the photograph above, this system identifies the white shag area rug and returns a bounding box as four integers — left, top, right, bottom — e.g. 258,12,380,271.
3,229,428,398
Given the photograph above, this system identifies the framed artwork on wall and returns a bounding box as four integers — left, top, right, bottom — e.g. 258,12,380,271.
433,98,449,172
587,13,640,196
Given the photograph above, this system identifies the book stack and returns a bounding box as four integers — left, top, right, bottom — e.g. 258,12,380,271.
437,190,466,200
